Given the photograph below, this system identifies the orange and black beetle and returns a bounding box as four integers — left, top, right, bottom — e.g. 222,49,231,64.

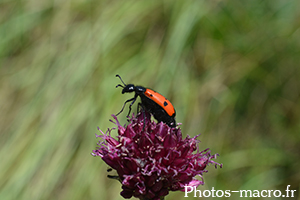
115,75,176,127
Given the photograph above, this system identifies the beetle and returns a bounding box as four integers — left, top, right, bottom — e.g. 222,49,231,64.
115,74,176,127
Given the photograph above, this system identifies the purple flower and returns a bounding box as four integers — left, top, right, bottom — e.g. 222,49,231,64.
92,111,222,200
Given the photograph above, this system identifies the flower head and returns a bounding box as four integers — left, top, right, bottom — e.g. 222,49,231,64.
92,111,222,200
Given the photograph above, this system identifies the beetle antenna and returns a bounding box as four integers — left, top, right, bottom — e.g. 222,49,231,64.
116,84,124,88
116,74,127,86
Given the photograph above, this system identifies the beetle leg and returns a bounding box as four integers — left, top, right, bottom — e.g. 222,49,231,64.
127,94,138,117
137,101,142,114
116,97,136,116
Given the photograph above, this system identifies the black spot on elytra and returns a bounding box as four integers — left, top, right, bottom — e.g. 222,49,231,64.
164,101,168,106
150,94,153,97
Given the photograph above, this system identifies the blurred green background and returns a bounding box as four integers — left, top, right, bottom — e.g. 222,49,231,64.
1,0,299,200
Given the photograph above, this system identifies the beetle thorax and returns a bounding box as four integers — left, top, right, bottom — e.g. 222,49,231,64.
135,86,146,95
